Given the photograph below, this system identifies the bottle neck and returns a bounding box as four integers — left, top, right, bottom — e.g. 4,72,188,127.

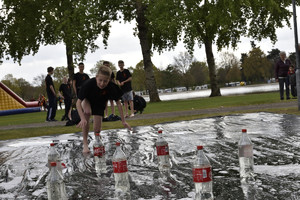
239,132,252,145
197,149,204,156
95,135,100,143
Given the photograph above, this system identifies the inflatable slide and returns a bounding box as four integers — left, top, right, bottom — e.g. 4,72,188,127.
0,82,40,116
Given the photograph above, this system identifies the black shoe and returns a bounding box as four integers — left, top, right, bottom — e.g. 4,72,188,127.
103,117,109,122
51,119,58,122
281,98,284,100
61,116,65,121
287,97,290,100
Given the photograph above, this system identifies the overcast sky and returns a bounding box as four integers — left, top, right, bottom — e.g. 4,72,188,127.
1,7,300,85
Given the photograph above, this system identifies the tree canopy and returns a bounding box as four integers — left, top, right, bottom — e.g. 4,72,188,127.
0,0,119,76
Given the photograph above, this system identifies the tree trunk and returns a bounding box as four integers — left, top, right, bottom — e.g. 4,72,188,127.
66,44,74,79
204,40,221,97
135,1,160,102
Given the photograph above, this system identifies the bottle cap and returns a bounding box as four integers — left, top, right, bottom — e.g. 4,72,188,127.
116,142,121,146
158,130,163,134
197,145,203,150
50,162,57,167
50,143,55,146
242,129,247,133
95,132,100,136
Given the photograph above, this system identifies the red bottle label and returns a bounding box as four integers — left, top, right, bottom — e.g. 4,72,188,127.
94,146,105,157
156,144,169,156
113,160,128,173
193,167,212,182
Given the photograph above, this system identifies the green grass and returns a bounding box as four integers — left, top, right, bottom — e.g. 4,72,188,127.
0,91,299,140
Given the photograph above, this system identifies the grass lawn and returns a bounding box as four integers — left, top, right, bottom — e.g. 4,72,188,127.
0,91,299,140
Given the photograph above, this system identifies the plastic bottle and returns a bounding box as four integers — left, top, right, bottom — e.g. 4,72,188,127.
48,143,62,175
46,162,67,200
112,142,130,198
192,145,213,200
93,133,107,175
238,129,254,180
155,129,171,174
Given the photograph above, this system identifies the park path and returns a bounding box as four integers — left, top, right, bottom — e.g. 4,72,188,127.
0,101,298,130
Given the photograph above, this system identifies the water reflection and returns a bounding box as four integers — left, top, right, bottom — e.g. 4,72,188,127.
0,112,300,199
144,83,278,101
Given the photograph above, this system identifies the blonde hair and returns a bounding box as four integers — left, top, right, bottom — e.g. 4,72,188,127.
97,65,112,77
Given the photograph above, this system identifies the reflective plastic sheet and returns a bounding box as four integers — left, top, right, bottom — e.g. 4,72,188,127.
0,112,300,199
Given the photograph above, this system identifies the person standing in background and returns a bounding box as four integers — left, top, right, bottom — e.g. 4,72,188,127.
45,67,57,122
73,62,90,98
275,51,291,100
116,60,134,118
59,77,73,121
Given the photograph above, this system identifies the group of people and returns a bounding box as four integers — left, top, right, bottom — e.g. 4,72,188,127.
44,60,147,153
275,51,297,100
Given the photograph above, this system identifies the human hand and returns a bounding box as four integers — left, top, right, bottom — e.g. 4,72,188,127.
77,119,87,129
122,121,132,131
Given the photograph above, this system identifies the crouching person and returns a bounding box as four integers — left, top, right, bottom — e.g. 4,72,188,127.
76,65,131,153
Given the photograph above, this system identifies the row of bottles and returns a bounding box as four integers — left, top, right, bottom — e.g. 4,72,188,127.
156,128,254,199
46,136,131,199
46,128,254,199
93,133,130,198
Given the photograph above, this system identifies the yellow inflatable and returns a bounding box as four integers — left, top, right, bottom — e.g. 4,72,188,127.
0,87,25,111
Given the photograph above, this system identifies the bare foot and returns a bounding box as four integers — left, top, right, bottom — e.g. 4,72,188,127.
82,146,90,154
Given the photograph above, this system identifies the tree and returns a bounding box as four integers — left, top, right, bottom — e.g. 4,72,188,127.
1,74,35,100
118,0,183,102
267,48,281,63
1,0,119,78
173,52,194,74
90,60,117,77
53,66,69,83
226,64,241,82
218,52,241,83
180,0,293,97
33,74,46,96
160,65,182,89
132,60,146,91
217,67,227,85
188,61,209,86
288,52,296,66
241,47,272,83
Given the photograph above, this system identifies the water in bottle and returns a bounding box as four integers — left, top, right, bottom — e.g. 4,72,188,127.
48,143,62,175
112,142,130,199
93,133,107,175
155,129,171,174
192,145,213,200
46,162,67,200
238,129,254,181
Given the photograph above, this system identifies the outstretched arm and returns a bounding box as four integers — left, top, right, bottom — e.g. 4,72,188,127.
76,99,87,129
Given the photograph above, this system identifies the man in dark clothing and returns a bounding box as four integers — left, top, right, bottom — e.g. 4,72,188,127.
275,51,291,100
73,62,90,97
116,60,134,118
45,66,57,121
59,77,72,121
